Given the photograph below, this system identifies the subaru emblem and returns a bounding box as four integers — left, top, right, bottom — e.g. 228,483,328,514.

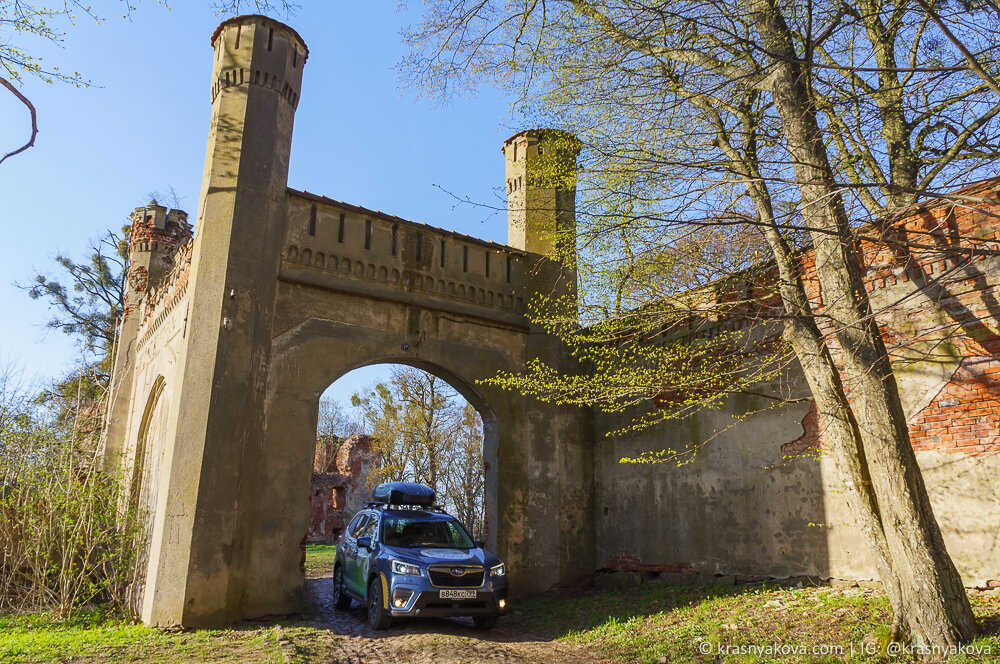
451,568,465,576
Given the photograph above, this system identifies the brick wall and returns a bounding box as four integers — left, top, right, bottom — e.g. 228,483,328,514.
604,551,695,574
307,434,375,542
704,179,1000,459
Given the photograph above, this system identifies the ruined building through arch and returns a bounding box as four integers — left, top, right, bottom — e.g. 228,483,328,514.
103,14,1000,629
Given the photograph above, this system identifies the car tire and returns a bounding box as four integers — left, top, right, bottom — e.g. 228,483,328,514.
473,616,498,630
367,577,392,630
332,565,351,610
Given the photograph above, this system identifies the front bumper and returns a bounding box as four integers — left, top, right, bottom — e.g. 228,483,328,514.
388,579,508,618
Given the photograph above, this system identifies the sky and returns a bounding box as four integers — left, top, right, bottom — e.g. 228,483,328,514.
0,3,523,406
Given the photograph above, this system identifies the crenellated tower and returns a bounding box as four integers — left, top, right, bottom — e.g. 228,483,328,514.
102,205,191,473
126,205,192,300
503,129,581,258
138,15,307,627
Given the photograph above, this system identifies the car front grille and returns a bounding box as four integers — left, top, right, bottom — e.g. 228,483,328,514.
428,566,485,588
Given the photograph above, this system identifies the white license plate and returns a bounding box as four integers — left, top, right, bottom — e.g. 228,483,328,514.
439,589,477,600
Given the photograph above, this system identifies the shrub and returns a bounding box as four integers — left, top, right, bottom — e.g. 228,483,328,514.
0,383,143,619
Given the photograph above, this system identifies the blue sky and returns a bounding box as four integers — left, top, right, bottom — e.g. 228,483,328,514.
0,3,521,404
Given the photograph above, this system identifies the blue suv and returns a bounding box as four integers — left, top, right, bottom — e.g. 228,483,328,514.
332,482,508,630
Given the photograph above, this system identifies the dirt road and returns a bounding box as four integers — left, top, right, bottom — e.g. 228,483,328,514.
282,575,609,664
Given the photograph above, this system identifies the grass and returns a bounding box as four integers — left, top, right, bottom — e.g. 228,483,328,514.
0,547,338,663
3,545,997,663
506,580,1000,663
0,610,285,663
303,544,337,577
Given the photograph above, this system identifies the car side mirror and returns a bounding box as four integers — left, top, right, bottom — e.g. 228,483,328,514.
357,536,372,550
474,540,484,549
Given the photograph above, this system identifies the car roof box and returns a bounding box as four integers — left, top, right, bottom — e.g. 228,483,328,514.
372,481,436,506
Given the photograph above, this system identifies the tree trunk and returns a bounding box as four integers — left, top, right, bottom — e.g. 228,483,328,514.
733,163,910,636
751,0,977,646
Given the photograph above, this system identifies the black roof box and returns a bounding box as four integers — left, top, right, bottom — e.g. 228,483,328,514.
372,481,436,506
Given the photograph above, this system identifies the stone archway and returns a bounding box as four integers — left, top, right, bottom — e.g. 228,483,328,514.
101,15,592,627
237,299,585,619
314,359,499,547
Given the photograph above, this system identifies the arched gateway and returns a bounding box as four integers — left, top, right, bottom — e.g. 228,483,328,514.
100,15,594,627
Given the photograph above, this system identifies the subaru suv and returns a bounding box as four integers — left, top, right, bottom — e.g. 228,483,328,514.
332,481,508,630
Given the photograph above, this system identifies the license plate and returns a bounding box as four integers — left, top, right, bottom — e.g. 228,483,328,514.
439,589,477,600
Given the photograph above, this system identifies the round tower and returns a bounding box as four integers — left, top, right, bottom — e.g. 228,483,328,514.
209,14,307,111
502,128,581,257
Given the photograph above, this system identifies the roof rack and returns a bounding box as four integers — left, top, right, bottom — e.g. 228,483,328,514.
370,481,436,507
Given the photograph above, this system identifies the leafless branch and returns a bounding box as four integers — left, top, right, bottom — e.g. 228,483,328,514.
0,75,37,166
913,0,1000,98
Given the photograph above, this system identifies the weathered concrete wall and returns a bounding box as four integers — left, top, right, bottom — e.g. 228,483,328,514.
593,383,832,579
595,373,1000,588
594,207,1000,588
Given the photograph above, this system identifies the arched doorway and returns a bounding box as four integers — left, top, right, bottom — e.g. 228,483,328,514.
308,363,495,549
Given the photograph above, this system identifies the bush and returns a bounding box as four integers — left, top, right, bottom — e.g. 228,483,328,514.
0,378,143,619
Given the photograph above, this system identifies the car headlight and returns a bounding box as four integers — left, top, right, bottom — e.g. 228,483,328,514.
490,563,506,577
391,560,422,576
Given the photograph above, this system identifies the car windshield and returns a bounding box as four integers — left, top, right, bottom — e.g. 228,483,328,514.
381,514,475,549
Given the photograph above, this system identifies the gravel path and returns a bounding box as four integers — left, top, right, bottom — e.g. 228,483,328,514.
285,574,609,664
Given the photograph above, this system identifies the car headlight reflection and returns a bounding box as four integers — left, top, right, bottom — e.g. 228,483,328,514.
490,563,506,577
391,559,423,576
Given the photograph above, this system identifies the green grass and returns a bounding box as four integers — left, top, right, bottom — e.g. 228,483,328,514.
304,543,337,576
3,562,996,664
0,546,340,663
0,610,285,663
507,582,1000,663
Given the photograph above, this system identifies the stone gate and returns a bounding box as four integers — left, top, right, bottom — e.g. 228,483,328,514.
101,14,593,627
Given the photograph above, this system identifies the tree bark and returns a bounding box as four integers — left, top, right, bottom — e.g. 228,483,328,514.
725,143,910,636
751,0,977,646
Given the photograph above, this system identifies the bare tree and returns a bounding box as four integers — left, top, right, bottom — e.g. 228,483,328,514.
401,0,1000,646
350,367,485,530
317,397,361,440
440,404,485,539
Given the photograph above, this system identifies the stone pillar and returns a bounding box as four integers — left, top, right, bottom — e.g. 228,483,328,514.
500,129,595,594
138,15,307,627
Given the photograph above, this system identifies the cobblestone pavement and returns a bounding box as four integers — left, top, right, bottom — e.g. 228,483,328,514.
283,574,609,664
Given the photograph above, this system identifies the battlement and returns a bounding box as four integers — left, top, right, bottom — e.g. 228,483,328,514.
129,205,192,255
281,189,530,325
210,15,307,109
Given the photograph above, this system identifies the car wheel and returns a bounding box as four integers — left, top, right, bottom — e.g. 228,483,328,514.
367,577,392,630
332,565,351,610
473,615,498,630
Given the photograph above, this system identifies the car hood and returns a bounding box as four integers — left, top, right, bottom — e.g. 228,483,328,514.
381,545,500,568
